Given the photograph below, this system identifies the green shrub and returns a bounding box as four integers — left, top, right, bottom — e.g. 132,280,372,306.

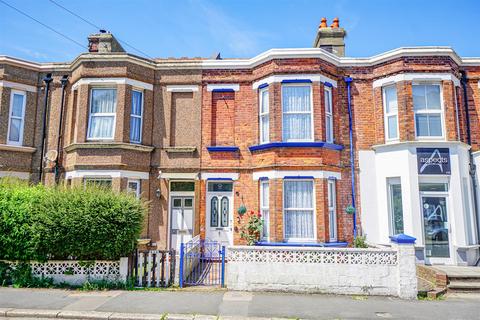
0,178,145,261
353,234,368,248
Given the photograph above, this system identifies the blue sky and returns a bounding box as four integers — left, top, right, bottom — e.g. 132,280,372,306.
0,0,479,62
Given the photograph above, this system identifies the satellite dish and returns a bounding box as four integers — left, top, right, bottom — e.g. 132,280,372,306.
45,150,58,162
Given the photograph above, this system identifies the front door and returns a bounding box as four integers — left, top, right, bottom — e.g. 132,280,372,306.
170,197,194,251
422,195,451,264
206,182,233,247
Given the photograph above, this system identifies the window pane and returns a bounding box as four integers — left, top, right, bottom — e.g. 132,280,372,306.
260,115,269,143
329,209,336,239
208,183,233,192
324,88,332,113
184,198,193,207
282,86,311,112
285,210,314,239
8,118,21,142
210,197,219,227
413,85,426,111
389,183,404,235
419,183,448,192
130,117,142,142
131,91,143,115
91,89,116,113
170,182,195,192
88,116,115,139
12,94,24,117
387,115,398,139
260,90,269,113
261,182,269,207
428,115,442,136
326,116,332,142
85,179,112,188
220,196,229,227
426,85,441,110
284,181,313,209
415,114,429,136
173,198,182,207
283,114,312,140
384,86,397,113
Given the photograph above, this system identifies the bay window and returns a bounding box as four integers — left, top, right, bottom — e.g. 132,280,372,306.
284,180,315,241
7,90,26,146
324,86,333,143
383,85,399,141
413,84,443,138
130,90,143,143
259,87,269,144
328,179,337,241
282,84,313,141
87,88,117,140
260,180,269,240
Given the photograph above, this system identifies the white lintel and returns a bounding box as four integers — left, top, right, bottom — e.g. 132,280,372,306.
166,85,199,92
71,78,153,91
65,170,149,180
206,84,240,92
0,80,37,93
252,170,341,180
200,172,239,180
373,73,461,88
252,74,338,89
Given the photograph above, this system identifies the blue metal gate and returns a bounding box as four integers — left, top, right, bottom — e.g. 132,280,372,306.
179,238,225,287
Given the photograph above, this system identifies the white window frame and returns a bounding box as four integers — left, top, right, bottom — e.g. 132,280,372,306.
87,88,117,141
260,180,270,240
281,83,314,142
127,179,141,198
7,90,26,146
382,85,399,142
327,179,337,241
282,179,316,242
259,87,269,144
324,86,334,143
387,177,404,236
83,177,113,188
130,89,143,144
413,83,445,140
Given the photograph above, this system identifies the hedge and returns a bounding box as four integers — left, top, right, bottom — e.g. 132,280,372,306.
0,178,145,261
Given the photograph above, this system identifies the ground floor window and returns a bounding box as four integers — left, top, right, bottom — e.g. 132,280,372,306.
387,178,404,235
127,179,141,198
170,181,195,192
327,179,337,241
283,180,315,241
260,180,269,240
84,178,112,189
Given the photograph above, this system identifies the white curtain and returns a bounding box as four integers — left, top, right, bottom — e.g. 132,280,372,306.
260,90,269,143
284,180,314,239
260,182,270,239
88,89,116,139
130,91,143,143
282,86,312,141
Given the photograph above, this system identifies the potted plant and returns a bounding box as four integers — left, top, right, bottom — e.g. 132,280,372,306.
345,205,355,214
240,210,263,245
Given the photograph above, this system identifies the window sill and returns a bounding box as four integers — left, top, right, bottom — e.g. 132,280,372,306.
0,144,36,153
207,146,239,152
249,141,343,152
64,142,154,153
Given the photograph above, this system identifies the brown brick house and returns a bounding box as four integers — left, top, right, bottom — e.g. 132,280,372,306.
1,19,479,265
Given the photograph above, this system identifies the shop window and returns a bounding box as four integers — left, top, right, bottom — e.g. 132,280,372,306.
387,178,404,235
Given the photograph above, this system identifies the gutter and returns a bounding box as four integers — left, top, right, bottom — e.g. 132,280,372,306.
460,71,480,250
344,76,357,238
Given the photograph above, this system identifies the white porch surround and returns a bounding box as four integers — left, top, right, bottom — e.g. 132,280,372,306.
71,78,153,91
206,84,240,92
200,172,239,180
359,141,479,265
227,242,417,299
252,170,341,180
0,80,37,92
159,172,199,180
166,85,199,92
372,73,461,88
252,74,338,89
65,170,149,180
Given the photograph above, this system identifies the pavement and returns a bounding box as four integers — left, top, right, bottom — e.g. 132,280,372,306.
0,287,479,320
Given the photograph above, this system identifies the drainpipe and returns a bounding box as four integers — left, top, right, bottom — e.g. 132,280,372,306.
460,71,480,246
54,75,69,183
39,73,53,184
344,76,357,238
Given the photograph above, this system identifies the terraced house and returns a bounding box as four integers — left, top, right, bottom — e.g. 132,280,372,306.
1,18,479,265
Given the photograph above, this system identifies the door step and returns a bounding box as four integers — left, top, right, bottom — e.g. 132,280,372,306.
448,279,480,292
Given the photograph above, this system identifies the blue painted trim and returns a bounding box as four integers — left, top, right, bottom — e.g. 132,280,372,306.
221,246,226,288
284,176,315,180
324,81,333,88
327,176,337,181
258,83,269,89
206,178,233,181
212,88,235,93
179,243,185,288
281,79,312,84
207,146,239,152
249,141,343,152
255,241,348,248
389,234,416,244
344,76,357,239
259,177,269,181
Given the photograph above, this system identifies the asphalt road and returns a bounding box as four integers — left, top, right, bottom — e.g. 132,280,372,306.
0,287,479,320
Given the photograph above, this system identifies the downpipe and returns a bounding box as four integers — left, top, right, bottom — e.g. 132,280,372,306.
460,71,480,264
54,75,69,183
344,76,357,239
39,73,53,183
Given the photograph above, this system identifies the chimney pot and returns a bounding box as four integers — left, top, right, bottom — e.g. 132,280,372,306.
319,17,328,28
331,17,340,28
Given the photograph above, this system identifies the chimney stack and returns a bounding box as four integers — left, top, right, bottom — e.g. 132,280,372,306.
88,31,125,53
313,17,346,56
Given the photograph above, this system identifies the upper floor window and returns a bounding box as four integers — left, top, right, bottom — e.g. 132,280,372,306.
383,85,399,141
413,84,443,138
130,90,143,143
7,90,26,146
282,84,313,142
87,88,117,140
324,86,333,143
259,87,269,144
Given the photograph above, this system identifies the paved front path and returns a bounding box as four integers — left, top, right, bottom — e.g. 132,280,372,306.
0,288,479,320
